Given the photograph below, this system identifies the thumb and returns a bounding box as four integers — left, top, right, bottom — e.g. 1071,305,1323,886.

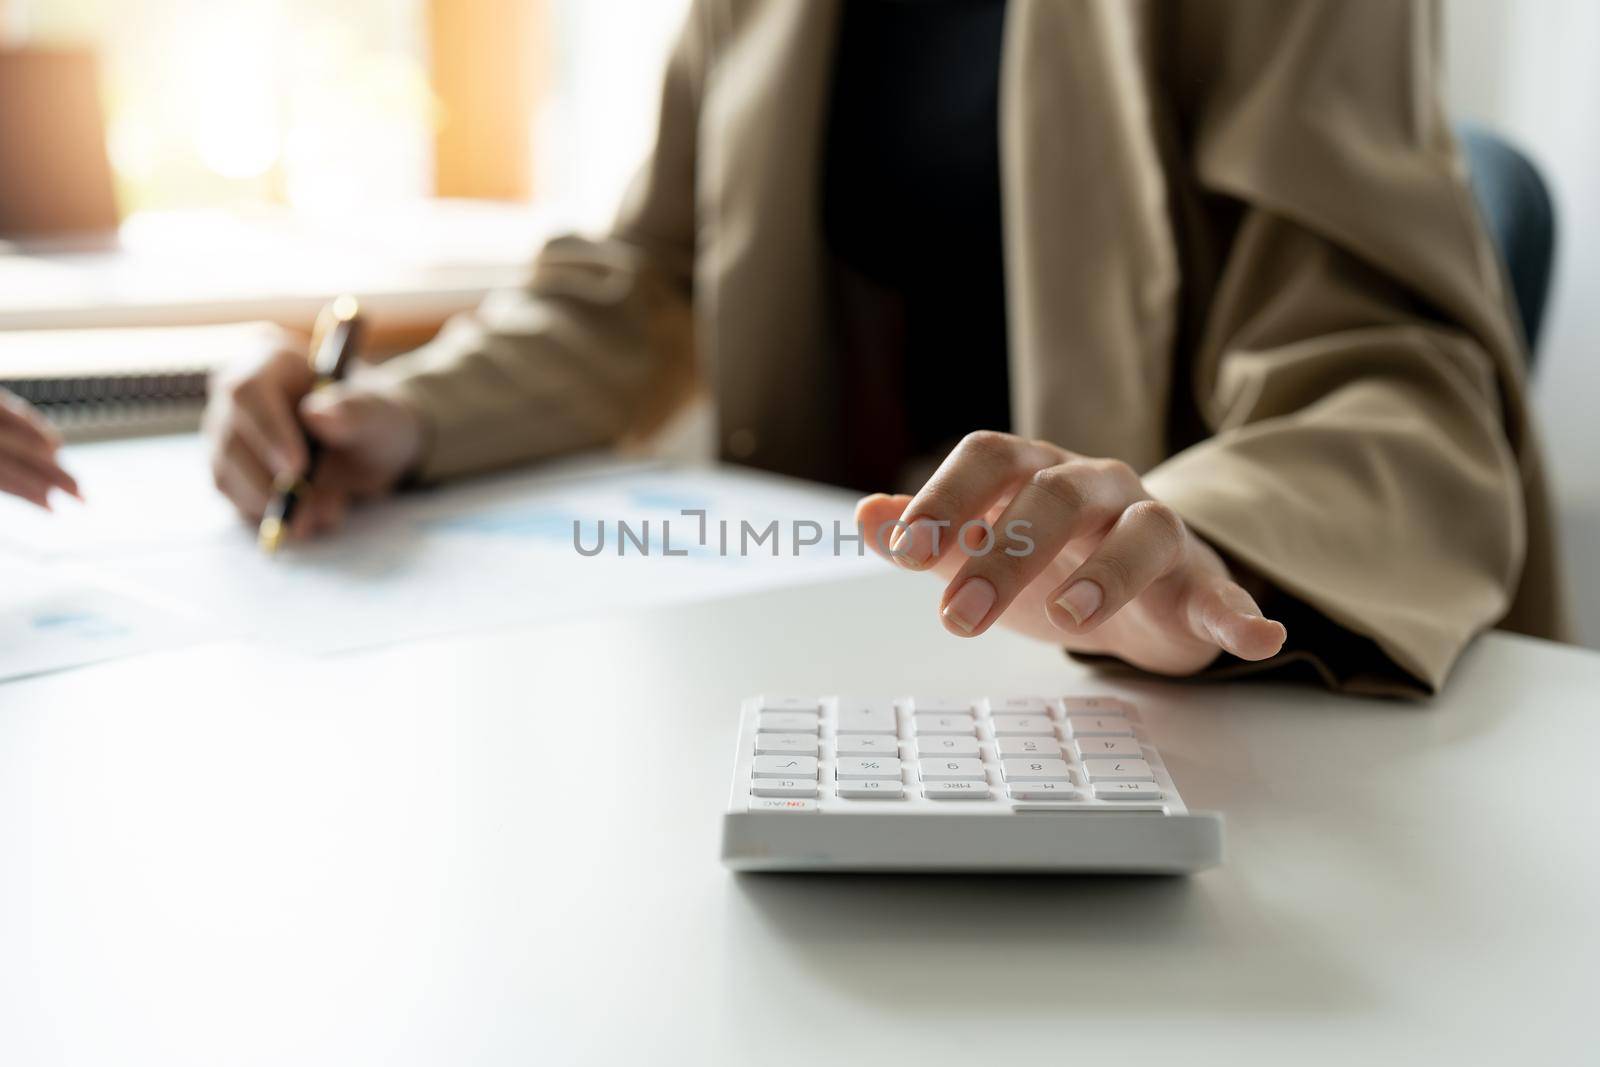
298,387,367,448
1183,575,1287,662
855,493,913,560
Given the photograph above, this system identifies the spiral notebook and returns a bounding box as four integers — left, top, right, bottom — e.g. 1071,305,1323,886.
0,322,279,440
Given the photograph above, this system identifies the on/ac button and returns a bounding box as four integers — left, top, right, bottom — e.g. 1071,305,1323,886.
749,797,816,812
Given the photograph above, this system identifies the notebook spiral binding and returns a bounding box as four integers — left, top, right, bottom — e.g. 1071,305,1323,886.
0,370,210,439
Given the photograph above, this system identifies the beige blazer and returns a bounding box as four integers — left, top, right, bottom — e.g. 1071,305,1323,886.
372,0,1567,694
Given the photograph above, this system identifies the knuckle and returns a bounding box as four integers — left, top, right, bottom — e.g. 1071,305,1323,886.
1028,463,1092,512
1126,499,1186,549
1091,550,1136,594
966,534,1027,583
957,429,1017,463
1096,456,1139,486
996,549,1037,589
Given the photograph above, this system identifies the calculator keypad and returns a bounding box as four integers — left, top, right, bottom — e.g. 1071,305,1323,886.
742,696,1179,812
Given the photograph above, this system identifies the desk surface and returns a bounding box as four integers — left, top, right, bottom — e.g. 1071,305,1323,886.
1,573,1596,1065
0,202,542,336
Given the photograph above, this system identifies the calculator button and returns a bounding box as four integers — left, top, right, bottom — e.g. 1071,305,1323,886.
918,757,987,782
754,734,819,756
989,714,1056,737
1000,758,1072,782
1066,714,1134,737
834,734,899,757
749,797,817,812
836,701,897,735
1083,758,1155,782
924,780,990,799
761,696,821,714
758,712,819,734
1073,737,1143,760
1093,781,1163,800
836,756,903,780
1062,696,1131,714
913,713,976,736
915,735,981,758
752,755,818,779
1008,780,1079,800
995,737,1062,759
751,778,819,797
992,697,1051,714
837,779,904,799
913,698,977,714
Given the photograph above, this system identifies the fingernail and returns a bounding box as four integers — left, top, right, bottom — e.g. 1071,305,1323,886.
942,577,996,635
1055,579,1103,625
889,519,936,569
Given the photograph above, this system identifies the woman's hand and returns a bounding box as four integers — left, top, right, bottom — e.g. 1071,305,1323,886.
0,389,80,510
855,431,1286,676
204,337,425,539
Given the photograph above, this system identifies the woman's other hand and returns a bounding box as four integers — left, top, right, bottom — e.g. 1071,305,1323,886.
856,431,1287,676
0,389,80,510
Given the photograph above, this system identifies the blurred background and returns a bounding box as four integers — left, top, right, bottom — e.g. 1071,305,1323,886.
0,0,1594,644
1,0,688,225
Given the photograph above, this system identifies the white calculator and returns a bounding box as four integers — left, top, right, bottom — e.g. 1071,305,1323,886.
721,695,1222,874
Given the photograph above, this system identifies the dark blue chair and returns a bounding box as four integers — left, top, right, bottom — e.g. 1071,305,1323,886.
1456,122,1556,368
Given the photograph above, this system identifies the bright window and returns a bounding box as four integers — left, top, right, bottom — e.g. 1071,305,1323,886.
12,0,687,226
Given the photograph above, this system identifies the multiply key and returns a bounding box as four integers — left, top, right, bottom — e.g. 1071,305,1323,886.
834,734,898,757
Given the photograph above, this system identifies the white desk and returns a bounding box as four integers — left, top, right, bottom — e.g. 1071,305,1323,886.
0,202,543,336
1,568,1596,1064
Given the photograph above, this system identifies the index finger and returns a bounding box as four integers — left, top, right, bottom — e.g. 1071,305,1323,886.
0,391,63,451
0,427,81,500
891,431,1067,571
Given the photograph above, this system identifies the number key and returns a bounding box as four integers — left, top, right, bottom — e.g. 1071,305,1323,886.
1083,758,1154,782
918,757,987,782
1074,737,1142,760
1067,714,1134,738
1000,758,1071,782
915,735,981,758
996,737,1062,759
989,714,1055,737
913,713,976,737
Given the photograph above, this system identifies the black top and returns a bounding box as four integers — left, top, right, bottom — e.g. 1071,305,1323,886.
823,0,1010,490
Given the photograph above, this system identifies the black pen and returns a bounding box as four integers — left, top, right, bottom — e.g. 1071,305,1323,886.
257,295,364,554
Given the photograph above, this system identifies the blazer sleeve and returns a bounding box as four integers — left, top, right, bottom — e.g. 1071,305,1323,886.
1140,0,1553,695
365,5,706,482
